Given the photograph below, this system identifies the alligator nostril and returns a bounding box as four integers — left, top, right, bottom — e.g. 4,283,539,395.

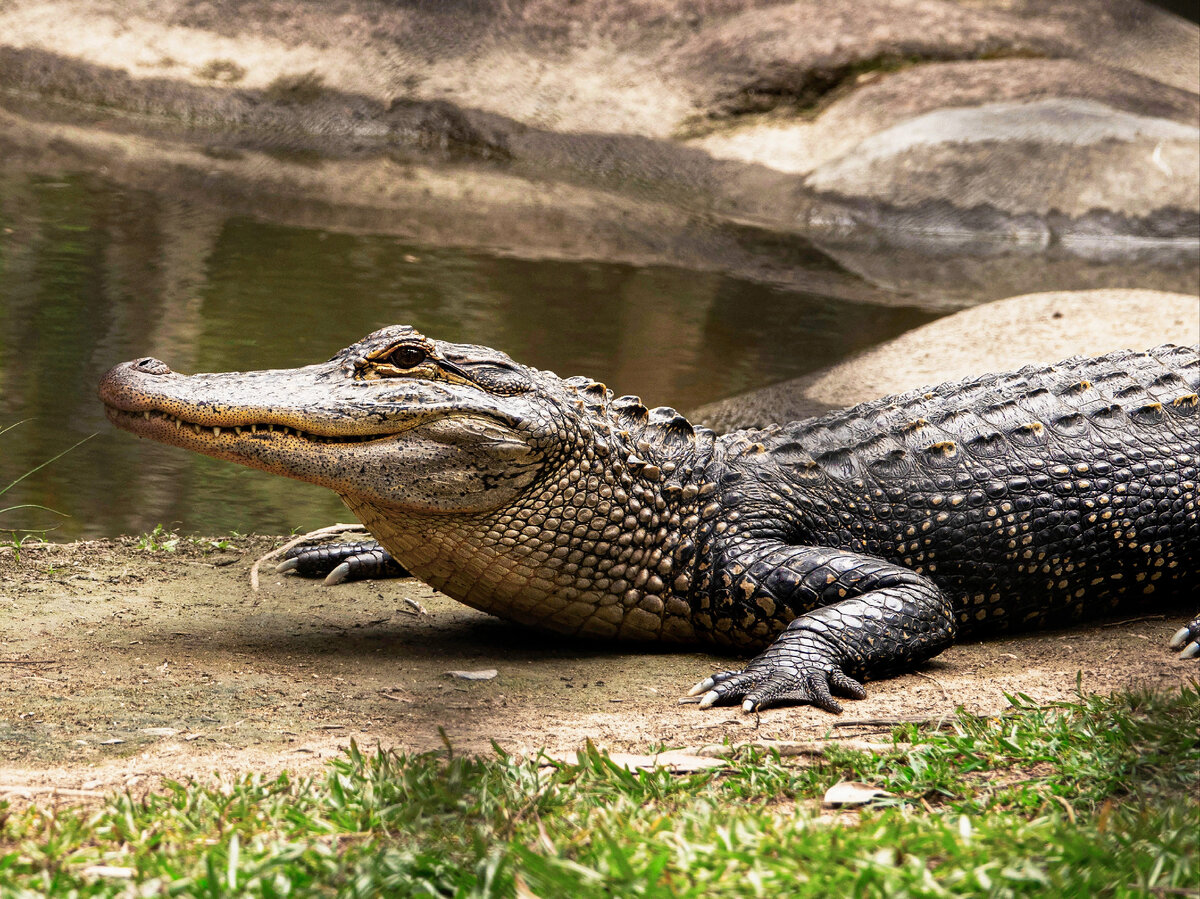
133,358,172,375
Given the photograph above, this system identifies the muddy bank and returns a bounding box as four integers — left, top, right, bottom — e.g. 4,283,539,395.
1,536,1192,788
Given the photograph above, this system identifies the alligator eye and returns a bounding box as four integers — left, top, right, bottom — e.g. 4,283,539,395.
382,345,428,369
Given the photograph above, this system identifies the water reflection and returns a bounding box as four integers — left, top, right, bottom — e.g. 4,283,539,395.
0,170,936,539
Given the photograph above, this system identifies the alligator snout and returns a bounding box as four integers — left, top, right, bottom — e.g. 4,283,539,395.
98,357,176,412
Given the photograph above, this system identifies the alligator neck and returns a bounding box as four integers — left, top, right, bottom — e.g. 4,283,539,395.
343,394,721,644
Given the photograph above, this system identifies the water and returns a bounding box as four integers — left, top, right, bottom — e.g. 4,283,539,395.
0,169,939,539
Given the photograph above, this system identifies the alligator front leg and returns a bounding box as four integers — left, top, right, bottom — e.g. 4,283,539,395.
689,544,956,713
277,540,410,584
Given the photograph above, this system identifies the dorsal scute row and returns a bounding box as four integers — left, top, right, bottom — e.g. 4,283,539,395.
560,376,717,462
764,344,1199,478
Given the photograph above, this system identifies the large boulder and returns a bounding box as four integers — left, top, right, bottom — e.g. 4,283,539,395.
689,289,1200,432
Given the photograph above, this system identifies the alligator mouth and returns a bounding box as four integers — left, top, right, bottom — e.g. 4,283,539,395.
103,406,404,447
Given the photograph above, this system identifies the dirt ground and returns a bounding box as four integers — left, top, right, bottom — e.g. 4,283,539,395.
1,535,1193,794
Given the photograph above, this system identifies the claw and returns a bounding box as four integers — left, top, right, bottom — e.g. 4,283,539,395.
1181,642,1200,660
688,676,715,697
323,562,352,586
1169,627,1192,649
741,699,755,712
698,690,720,709
276,558,300,573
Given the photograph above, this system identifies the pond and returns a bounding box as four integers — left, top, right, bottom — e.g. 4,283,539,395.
2,158,1194,541
1,169,946,539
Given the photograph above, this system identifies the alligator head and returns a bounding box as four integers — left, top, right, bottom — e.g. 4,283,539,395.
97,325,563,513
99,325,714,640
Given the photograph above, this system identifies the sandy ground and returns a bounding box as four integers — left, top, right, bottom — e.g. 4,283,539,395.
1,536,1193,794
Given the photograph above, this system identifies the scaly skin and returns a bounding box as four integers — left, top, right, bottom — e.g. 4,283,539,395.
98,327,1200,712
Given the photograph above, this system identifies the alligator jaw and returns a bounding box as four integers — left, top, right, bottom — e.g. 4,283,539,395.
102,404,400,454
98,358,425,471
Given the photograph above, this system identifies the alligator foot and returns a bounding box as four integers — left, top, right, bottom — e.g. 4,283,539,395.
277,540,410,585
1169,616,1200,659
686,629,867,714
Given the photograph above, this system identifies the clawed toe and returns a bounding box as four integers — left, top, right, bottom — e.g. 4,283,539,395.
687,676,716,697
688,670,760,709
685,665,865,715
698,690,721,710
324,561,353,586
684,628,869,714
1169,620,1200,660
276,540,408,583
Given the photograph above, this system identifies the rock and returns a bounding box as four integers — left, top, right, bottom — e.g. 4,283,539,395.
804,94,1197,234
446,668,499,681
691,57,1199,177
679,2,1199,245
689,289,1200,432
0,0,1194,282
695,53,1199,245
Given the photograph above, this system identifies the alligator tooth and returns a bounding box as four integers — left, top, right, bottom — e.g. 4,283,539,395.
175,418,182,429
192,423,201,434
143,411,151,420
213,427,221,437
234,427,242,436
250,424,257,433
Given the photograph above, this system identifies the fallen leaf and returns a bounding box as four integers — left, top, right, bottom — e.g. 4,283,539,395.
823,781,895,807
81,866,135,879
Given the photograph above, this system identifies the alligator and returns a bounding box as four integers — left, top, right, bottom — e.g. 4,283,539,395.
98,327,1200,713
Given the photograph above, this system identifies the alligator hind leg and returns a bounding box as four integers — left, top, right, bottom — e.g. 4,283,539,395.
277,540,410,585
1169,616,1200,659
687,543,956,713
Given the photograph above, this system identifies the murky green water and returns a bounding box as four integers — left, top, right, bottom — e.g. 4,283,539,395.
0,170,940,539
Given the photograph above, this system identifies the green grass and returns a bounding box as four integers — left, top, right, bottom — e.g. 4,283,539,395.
134,523,182,553
1,421,94,556
1,687,1197,897
133,524,240,553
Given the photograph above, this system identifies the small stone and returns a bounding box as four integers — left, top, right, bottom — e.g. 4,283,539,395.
446,668,499,680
